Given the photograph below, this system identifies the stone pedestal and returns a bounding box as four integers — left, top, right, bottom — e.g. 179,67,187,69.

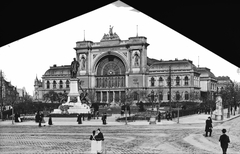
215,115,222,121
149,115,156,125
51,78,90,115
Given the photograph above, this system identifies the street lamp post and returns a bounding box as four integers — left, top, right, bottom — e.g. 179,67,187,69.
0,70,3,121
151,90,154,111
125,88,128,125
177,103,180,124
168,66,172,114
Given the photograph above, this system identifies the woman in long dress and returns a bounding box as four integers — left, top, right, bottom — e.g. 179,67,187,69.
90,130,97,153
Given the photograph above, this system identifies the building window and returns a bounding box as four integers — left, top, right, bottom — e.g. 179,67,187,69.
59,80,63,89
176,91,180,100
66,80,70,88
46,81,50,89
53,80,56,89
184,76,189,86
185,91,189,100
150,77,155,87
159,77,163,86
176,76,180,86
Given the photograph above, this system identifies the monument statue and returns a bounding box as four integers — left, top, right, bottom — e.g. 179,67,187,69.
214,94,223,120
70,58,80,78
109,25,114,36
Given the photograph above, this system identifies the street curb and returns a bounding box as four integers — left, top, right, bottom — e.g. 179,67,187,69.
213,114,240,123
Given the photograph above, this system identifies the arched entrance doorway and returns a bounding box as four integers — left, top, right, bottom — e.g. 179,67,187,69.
95,55,126,104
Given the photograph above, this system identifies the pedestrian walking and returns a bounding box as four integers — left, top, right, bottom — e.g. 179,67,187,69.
219,129,230,154
166,111,172,121
77,113,82,124
96,128,104,154
48,115,53,125
38,112,43,127
157,111,161,122
205,117,213,137
102,112,107,125
90,130,97,153
88,111,91,121
35,111,40,123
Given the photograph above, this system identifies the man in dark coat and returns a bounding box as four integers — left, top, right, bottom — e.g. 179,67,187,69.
219,129,230,154
38,112,43,127
102,112,107,125
14,112,19,122
205,117,213,137
48,115,53,125
35,111,40,123
77,113,82,124
96,128,104,154
157,111,161,122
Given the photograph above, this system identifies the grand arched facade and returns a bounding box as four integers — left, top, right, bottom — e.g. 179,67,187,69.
95,55,127,103
35,28,202,105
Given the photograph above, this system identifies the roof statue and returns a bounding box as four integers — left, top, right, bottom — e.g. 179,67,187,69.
101,25,120,41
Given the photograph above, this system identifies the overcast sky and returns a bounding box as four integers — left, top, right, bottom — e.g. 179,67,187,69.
0,1,239,95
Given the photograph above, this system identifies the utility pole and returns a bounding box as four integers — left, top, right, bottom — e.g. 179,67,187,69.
0,70,3,121
169,65,172,113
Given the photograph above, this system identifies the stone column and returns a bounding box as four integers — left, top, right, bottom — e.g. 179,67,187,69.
100,91,103,103
107,91,109,103
113,91,115,103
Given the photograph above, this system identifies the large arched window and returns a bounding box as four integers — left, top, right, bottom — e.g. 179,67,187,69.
184,76,189,86
185,91,189,100
176,76,180,86
150,77,155,87
66,80,70,88
46,81,50,89
53,80,57,89
96,55,126,88
59,80,63,89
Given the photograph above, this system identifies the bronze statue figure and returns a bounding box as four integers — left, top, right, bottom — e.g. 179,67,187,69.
70,58,80,78
109,25,114,36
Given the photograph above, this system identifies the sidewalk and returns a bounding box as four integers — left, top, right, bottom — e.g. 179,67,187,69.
1,109,239,126
175,108,240,124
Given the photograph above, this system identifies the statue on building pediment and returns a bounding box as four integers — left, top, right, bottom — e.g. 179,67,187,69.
101,26,120,41
132,51,140,67
109,25,114,36
79,54,86,70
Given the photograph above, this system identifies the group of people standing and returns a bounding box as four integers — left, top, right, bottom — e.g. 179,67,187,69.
90,128,104,154
35,111,52,127
205,117,230,154
77,112,107,125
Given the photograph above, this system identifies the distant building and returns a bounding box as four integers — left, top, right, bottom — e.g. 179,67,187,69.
148,59,201,103
34,28,202,104
216,76,233,92
17,87,28,102
197,67,217,101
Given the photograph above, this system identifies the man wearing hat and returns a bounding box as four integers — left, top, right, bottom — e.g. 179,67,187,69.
219,128,230,154
96,128,104,154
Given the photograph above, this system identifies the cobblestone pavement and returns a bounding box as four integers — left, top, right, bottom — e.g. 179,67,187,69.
1,117,240,154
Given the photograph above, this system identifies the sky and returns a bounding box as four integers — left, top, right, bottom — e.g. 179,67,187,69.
0,1,239,95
